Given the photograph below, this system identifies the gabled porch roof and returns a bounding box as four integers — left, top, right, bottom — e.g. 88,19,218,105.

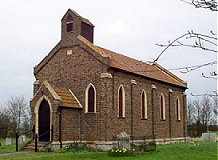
32,81,82,109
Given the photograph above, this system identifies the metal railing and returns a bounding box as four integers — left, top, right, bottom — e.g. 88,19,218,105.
112,135,156,152
34,126,53,152
15,126,35,152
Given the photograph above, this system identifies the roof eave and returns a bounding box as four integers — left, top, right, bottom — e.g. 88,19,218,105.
110,67,188,90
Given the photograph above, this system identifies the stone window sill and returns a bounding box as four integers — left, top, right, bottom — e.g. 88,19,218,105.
118,117,125,119
85,112,96,114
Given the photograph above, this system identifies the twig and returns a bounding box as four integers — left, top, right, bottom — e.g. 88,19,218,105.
202,72,217,79
191,92,218,97
153,33,189,63
154,30,217,63
181,0,218,11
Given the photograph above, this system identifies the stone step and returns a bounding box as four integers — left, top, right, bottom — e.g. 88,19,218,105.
23,141,50,151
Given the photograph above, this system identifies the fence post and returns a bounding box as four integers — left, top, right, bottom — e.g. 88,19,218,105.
35,133,38,152
32,125,35,141
59,108,62,149
15,132,19,152
51,125,53,142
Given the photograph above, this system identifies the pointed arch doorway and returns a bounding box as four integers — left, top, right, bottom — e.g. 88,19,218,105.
38,99,50,142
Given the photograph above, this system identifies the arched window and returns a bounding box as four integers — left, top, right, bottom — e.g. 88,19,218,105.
141,90,148,119
85,83,96,113
160,93,166,120
118,85,125,117
176,97,181,121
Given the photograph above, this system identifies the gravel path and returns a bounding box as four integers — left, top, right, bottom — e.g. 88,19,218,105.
0,151,31,157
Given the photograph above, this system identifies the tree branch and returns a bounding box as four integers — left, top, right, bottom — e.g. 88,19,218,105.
181,0,218,11
154,30,217,63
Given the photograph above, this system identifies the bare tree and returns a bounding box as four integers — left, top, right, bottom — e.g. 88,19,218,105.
192,99,201,123
187,95,217,136
210,91,218,125
6,96,30,134
191,92,218,125
187,100,195,125
154,1,217,76
0,108,12,138
200,96,213,131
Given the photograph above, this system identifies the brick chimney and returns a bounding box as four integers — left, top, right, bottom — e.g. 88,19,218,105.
61,9,94,46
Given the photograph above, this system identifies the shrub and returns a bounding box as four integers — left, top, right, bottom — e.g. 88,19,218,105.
108,147,133,157
56,143,89,153
131,142,156,152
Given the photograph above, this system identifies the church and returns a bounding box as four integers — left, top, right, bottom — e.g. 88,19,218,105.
31,9,188,150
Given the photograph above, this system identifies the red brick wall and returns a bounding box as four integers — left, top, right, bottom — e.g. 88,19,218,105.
34,46,186,142
105,70,186,140
33,11,187,142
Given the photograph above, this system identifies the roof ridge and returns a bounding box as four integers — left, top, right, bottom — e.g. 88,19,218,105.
96,46,150,65
94,46,186,88
69,89,83,108
61,9,94,26
34,40,61,74
77,35,110,58
154,63,187,84
43,81,62,100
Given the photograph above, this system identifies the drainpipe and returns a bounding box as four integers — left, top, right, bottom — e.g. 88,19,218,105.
112,71,115,110
168,89,173,139
151,84,157,141
130,80,137,147
51,125,54,142
183,93,187,141
58,107,62,148
79,110,81,143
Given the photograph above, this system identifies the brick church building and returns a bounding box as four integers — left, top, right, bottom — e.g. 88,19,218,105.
31,9,188,150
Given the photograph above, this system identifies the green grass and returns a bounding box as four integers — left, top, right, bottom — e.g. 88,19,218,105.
0,142,217,160
0,139,4,144
0,145,16,154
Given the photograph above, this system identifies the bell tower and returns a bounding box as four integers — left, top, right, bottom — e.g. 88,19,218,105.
61,9,94,46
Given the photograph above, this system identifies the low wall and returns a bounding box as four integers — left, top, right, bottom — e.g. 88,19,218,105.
50,137,188,151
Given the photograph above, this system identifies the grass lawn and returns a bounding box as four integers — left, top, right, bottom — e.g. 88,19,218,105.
0,142,217,160
0,145,16,154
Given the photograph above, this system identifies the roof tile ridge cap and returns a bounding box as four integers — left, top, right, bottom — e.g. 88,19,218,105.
34,40,61,73
80,17,95,26
68,8,81,17
67,9,94,26
97,46,152,69
97,46,150,64
61,8,81,20
153,63,187,85
32,84,43,101
43,81,62,100
95,46,112,59
97,46,128,57
77,35,111,58
96,46,141,64
68,89,83,108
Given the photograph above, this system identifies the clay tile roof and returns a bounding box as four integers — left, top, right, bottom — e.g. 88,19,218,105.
77,36,187,88
42,81,82,108
77,35,110,58
98,47,186,87
32,81,82,108
54,87,82,108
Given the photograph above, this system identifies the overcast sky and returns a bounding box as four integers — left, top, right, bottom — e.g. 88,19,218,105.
0,0,217,104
